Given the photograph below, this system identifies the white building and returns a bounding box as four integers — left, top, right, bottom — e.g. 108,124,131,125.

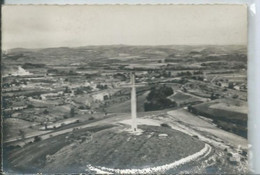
92,92,110,101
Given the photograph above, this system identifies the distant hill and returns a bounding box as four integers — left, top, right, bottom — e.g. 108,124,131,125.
3,45,247,65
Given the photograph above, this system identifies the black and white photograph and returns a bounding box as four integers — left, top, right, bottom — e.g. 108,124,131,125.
2,5,248,174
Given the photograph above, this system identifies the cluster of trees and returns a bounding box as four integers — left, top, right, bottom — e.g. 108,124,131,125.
43,109,49,114
47,68,59,74
78,105,90,110
191,76,204,81
47,69,78,76
201,62,226,67
158,70,172,78
113,73,127,81
144,85,177,111
96,84,108,90
22,63,45,69
201,61,246,69
210,93,220,100
177,71,192,76
2,97,13,109
64,87,72,93
74,86,92,95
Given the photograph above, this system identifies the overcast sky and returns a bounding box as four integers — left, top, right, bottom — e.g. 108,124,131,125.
2,5,247,50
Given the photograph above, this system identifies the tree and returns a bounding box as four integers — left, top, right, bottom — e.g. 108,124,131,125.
210,93,217,100
43,109,49,115
18,129,25,141
228,82,234,89
167,71,171,77
64,86,71,93
75,88,84,95
186,71,192,76
44,123,48,130
69,70,75,75
104,95,109,100
187,104,192,112
70,107,75,117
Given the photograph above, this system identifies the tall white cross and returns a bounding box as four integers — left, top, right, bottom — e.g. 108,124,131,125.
130,73,137,132
119,72,146,132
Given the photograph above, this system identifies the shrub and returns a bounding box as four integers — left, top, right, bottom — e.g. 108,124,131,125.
89,117,95,120
78,106,85,110
160,123,171,128
34,136,42,142
192,135,199,139
27,104,34,108
70,107,75,117
227,153,233,157
232,94,239,99
43,109,49,115
241,150,247,156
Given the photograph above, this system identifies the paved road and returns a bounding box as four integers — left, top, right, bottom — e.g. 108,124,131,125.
5,113,130,146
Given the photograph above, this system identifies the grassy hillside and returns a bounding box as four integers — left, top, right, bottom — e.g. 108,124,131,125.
42,125,204,173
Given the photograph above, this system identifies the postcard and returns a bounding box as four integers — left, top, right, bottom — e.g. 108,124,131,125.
1,5,248,174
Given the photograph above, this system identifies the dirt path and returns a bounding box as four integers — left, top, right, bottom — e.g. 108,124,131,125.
167,109,247,149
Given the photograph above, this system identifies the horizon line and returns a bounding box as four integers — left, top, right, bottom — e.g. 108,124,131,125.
3,44,247,52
